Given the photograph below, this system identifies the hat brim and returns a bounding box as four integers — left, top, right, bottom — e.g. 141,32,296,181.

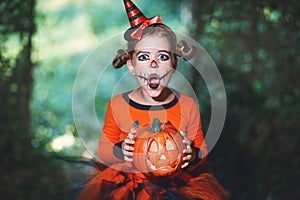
123,23,175,41
124,27,138,41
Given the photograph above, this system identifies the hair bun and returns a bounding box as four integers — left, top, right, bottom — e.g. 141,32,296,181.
177,40,197,60
112,49,129,69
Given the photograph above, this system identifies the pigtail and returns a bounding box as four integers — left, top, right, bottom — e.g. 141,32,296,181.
177,40,197,61
112,49,129,69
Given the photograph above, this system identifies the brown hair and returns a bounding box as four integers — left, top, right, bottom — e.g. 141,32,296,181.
112,25,196,68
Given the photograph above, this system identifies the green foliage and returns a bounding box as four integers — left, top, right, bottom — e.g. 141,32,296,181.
189,0,300,199
31,0,191,157
0,0,71,199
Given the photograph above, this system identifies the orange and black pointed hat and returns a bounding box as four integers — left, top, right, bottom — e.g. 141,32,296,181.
123,0,164,40
123,0,147,28
123,0,177,42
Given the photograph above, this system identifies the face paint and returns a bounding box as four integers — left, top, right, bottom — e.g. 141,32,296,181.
151,60,159,68
127,34,177,98
136,70,173,89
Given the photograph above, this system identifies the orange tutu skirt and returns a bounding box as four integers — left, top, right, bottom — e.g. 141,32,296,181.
76,162,230,200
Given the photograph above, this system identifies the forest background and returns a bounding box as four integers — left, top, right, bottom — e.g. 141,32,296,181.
0,0,299,199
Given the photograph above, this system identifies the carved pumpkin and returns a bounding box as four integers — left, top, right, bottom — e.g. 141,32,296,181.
133,118,185,176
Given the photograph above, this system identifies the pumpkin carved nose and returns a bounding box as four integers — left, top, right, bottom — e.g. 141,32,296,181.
160,154,167,160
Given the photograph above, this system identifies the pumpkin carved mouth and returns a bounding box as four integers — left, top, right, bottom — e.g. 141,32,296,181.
146,157,180,171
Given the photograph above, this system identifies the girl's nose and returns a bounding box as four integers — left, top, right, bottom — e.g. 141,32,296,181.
151,60,158,68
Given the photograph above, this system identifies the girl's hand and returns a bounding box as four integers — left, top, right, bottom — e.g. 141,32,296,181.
122,128,136,162
180,131,193,169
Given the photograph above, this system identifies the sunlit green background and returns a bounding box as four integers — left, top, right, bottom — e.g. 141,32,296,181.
31,0,187,157
1,0,299,199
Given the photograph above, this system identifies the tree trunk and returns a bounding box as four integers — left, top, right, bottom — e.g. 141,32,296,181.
0,0,35,198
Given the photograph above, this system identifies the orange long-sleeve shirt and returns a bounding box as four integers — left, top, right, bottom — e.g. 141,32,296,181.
98,90,207,170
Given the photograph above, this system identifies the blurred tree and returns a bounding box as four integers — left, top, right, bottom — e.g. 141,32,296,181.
0,0,75,199
0,0,36,198
188,0,300,199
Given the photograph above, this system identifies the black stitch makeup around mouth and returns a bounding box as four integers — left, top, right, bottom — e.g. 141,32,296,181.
136,70,172,82
159,70,172,80
137,74,148,82
136,70,173,89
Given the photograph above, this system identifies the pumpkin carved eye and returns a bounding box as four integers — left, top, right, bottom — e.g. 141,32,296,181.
149,141,158,152
166,139,175,150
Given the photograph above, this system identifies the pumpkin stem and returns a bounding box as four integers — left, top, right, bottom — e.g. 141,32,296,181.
151,118,162,133
133,120,140,128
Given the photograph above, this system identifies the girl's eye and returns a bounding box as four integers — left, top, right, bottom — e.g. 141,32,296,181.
158,54,170,61
137,54,150,61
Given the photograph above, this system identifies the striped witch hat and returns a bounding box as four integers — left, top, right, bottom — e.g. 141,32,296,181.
123,0,147,29
123,0,163,40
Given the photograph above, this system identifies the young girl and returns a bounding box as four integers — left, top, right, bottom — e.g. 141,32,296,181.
77,1,230,199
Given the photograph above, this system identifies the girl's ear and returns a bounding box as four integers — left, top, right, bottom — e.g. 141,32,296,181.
126,59,135,75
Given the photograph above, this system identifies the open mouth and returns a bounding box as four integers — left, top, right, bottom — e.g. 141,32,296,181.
148,74,160,89
137,70,172,89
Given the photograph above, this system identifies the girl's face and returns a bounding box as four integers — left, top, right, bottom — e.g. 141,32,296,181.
127,34,178,98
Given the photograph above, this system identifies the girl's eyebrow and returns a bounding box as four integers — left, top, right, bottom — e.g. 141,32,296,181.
136,50,170,55
136,50,150,55
158,50,170,54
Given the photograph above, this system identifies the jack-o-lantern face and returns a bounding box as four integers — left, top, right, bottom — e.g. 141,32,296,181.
133,118,184,176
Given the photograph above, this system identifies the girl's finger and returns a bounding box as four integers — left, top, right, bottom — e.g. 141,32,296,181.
181,162,189,169
124,156,133,162
124,138,135,145
183,148,192,154
123,144,134,151
182,154,192,161
179,131,186,137
123,150,133,156
182,139,192,145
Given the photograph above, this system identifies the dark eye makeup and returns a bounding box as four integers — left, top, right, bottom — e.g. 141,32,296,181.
157,53,169,61
136,51,170,62
137,54,150,61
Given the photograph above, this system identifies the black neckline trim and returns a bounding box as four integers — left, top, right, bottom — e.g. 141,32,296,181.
122,89,180,110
